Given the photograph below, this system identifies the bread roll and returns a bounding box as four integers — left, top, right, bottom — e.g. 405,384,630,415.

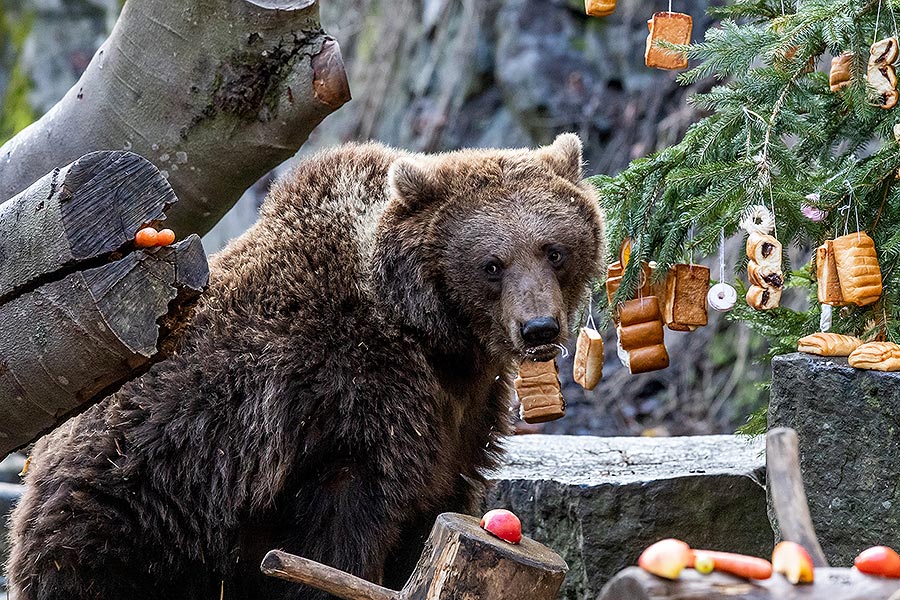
585,0,616,16
574,327,603,390
831,231,882,306
816,241,845,305
618,320,665,351
829,52,853,92
606,261,653,307
645,12,692,70
746,285,782,310
798,332,863,356
848,341,900,371
747,262,784,290
663,264,709,331
746,232,782,268
871,37,899,66
515,360,565,423
627,344,670,374
619,296,663,326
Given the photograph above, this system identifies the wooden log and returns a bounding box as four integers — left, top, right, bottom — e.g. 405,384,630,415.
261,513,568,600
0,0,350,237
598,566,900,599
766,427,829,567
0,151,176,303
0,151,208,456
0,236,207,455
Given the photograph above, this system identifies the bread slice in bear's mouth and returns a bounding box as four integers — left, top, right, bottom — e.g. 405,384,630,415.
522,343,562,363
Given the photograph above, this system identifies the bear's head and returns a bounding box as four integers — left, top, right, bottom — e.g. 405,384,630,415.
375,133,605,365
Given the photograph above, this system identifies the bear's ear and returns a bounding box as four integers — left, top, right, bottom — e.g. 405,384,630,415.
388,157,440,212
538,133,584,183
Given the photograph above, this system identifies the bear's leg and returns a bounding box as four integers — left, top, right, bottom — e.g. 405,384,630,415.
245,471,401,600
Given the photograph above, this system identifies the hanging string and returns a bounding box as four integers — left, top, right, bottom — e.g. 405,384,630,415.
668,0,673,14
875,0,884,45
587,291,597,331
688,223,695,268
767,184,779,239
719,228,726,284
889,0,899,38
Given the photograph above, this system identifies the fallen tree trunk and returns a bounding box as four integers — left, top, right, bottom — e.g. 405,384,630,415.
0,152,209,456
0,0,349,237
598,567,900,599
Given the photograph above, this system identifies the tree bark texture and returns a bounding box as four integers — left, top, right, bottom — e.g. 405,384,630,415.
0,0,349,236
598,566,900,600
0,151,209,457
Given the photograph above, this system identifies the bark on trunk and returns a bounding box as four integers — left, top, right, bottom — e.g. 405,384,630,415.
0,152,209,456
0,0,349,237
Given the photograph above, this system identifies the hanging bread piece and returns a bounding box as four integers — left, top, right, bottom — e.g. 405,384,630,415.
848,341,900,371
574,327,604,390
798,332,863,356
867,37,899,109
829,52,853,92
645,12,692,71
605,261,652,307
585,0,616,17
746,285,782,310
746,232,783,268
515,360,565,423
616,296,669,374
663,264,709,331
745,231,783,311
816,241,845,305
831,231,883,306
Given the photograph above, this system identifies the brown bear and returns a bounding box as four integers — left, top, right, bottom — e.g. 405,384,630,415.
5,134,604,600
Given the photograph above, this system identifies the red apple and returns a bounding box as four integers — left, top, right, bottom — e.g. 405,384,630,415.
638,539,692,579
855,546,900,577
480,509,522,544
772,541,814,584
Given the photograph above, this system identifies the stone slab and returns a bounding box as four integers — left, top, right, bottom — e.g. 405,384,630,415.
485,434,770,599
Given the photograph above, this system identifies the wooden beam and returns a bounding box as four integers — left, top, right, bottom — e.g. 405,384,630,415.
598,566,900,599
766,427,829,567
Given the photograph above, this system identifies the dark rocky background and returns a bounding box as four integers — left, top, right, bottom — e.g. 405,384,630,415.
0,0,770,436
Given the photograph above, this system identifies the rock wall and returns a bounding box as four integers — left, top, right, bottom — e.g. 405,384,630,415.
769,353,900,566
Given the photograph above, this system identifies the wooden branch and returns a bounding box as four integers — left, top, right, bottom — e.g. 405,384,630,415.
261,551,397,600
0,0,349,237
0,152,209,456
766,427,829,567
598,567,900,599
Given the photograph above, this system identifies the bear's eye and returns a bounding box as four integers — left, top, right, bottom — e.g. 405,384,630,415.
547,247,566,267
483,260,503,280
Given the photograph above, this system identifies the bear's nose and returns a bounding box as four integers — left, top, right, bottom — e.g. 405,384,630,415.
521,317,560,345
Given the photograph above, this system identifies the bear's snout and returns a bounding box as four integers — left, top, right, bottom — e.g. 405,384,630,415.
520,317,560,345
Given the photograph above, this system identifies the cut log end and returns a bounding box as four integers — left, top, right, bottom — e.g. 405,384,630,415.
312,38,351,109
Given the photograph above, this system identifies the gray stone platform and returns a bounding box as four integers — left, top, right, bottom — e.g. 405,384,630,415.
770,352,900,566
485,434,770,600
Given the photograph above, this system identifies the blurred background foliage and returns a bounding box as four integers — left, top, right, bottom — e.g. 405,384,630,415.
0,0,770,436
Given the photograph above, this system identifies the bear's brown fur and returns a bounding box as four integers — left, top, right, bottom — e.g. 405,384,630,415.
6,134,604,600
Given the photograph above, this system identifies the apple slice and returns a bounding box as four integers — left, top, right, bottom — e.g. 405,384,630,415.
693,552,714,575
479,509,522,544
638,539,692,579
772,541,814,584
855,546,900,577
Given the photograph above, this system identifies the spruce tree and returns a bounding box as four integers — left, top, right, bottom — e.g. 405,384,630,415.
590,0,900,360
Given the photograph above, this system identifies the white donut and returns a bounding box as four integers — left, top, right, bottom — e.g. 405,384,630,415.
708,283,738,312
740,205,776,235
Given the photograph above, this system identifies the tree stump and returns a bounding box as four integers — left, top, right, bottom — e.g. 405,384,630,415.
0,151,208,456
261,513,568,600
